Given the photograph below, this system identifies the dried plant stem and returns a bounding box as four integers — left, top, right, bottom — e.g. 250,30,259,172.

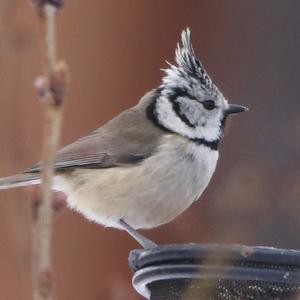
32,2,68,300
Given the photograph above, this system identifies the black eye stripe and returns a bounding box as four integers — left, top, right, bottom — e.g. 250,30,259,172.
167,87,197,128
171,101,196,128
169,87,197,102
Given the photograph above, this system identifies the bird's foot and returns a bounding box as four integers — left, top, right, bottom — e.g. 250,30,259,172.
119,219,157,250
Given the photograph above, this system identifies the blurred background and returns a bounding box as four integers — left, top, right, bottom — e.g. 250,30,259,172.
0,0,300,299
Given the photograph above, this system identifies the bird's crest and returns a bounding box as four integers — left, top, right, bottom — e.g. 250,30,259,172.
161,28,214,92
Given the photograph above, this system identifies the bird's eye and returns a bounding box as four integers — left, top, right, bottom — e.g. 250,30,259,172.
202,100,216,111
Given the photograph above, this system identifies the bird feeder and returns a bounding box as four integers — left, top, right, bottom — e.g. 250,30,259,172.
129,244,300,300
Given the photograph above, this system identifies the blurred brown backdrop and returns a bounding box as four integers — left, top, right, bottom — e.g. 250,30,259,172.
0,0,300,299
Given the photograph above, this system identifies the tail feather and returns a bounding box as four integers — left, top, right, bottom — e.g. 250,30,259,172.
0,173,41,190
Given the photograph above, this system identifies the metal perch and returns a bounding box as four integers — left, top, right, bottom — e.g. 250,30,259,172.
129,243,300,300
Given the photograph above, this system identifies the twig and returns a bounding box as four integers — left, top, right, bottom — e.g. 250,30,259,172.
31,1,68,300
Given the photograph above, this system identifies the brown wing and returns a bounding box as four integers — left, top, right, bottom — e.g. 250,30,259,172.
26,91,165,173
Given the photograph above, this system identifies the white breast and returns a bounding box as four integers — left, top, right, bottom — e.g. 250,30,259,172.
54,135,219,229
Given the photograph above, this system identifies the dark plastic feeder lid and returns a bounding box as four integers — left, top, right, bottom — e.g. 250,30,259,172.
129,243,300,299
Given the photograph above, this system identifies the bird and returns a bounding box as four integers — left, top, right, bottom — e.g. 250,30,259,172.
0,28,247,248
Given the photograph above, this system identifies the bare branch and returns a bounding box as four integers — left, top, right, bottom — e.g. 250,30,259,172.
31,2,69,300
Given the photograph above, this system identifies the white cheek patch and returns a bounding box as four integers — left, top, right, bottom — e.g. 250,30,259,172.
175,97,204,126
156,96,221,141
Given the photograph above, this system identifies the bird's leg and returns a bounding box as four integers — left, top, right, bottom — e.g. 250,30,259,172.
119,219,157,250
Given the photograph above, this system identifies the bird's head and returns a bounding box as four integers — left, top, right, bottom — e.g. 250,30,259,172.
148,28,248,149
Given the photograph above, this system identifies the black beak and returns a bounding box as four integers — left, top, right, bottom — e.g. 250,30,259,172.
226,104,249,116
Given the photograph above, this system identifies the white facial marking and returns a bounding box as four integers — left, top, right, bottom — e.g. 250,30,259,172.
155,95,224,142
